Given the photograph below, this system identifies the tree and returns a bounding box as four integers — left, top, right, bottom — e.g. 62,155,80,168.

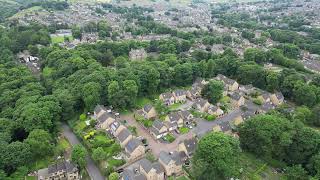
107,81,122,108
238,115,294,159
293,106,312,124
192,132,240,180
82,82,102,110
307,153,320,177
293,83,317,107
72,26,82,39
71,145,87,169
92,147,106,162
24,129,53,158
311,105,320,127
201,80,224,104
123,80,138,108
244,48,267,64
286,165,309,180
108,172,120,180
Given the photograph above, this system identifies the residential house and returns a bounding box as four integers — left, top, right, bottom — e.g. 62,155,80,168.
165,112,184,128
97,112,116,129
94,105,107,119
139,159,165,180
110,121,126,136
215,74,239,91
219,121,232,134
207,105,224,117
116,128,133,147
37,160,79,180
186,88,201,100
178,138,197,158
173,90,187,103
229,92,245,108
142,104,157,119
159,92,175,106
125,138,145,162
159,151,183,176
178,110,194,125
164,121,178,132
192,98,210,113
121,169,147,180
150,120,168,139
239,84,255,96
258,92,271,103
270,92,284,106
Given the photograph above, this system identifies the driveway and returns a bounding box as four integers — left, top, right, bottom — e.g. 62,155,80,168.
121,114,193,157
193,109,242,137
62,124,105,180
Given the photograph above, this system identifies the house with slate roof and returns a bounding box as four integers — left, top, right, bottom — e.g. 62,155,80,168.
109,121,126,137
192,98,210,113
94,105,107,119
150,120,168,139
229,92,245,108
159,92,175,106
159,151,183,176
208,105,224,117
121,169,147,180
37,160,79,180
125,138,145,162
116,128,133,147
178,110,194,125
165,112,184,128
142,104,157,119
215,74,239,91
173,90,187,103
139,159,165,180
97,112,116,129
270,92,284,106
178,137,197,158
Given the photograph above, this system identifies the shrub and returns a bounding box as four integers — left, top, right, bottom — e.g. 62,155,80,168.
80,113,87,121
206,114,216,121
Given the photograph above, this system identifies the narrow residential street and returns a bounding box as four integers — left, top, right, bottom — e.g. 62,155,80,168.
121,109,241,157
62,124,105,180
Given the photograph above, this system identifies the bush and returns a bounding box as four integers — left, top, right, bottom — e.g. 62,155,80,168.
253,98,263,105
165,134,175,143
179,127,190,134
80,113,87,121
206,114,216,121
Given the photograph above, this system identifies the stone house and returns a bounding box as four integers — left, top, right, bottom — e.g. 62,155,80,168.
159,151,183,176
178,110,194,125
139,159,165,180
159,92,175,106
258,92,271,103
97,112,116,130
116,128,133,147
173,90,187,103
150,120,168,139
207,105,224,117
215,74,239,91
229,92,245,108
142,104,157,119
37,160,79,180
270,92,284,106
125,138,145,162
165,112,184,128
109,121,126,137
192,98,210,113
178,138,197,158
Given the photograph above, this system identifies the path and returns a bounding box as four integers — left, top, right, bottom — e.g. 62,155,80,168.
62,124,105,180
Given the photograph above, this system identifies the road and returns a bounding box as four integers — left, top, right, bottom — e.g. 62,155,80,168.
62,124,105,180
122,108,242,157
193,109,242,137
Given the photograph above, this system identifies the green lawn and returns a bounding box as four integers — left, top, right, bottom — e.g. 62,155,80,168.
136,97,153,108
25,176,37,180
239,152,284,180
168,103,183,111
51,35,73,44
164,134,175,143
179,127,190,134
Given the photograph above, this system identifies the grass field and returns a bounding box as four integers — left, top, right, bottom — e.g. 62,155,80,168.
10,6,43,19
51,35,74,44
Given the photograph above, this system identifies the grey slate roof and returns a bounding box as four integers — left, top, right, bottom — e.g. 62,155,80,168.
161,92,174,99
153,120,165,130
97,112,115,124
48,161,78,174
229,92,242,101
125,138,143,153
167,112,181,122
174,89,187,96
143,104,153,113
193,98,208,108
94,105,106,115
159,151,183,166
122,169,146,180
182,138,197,156
219,121,232,132
179,110,192,119
216,74,236,85
117,128,131,143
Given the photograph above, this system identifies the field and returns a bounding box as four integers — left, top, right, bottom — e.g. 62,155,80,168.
10,6,44,19
51,35,74,44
